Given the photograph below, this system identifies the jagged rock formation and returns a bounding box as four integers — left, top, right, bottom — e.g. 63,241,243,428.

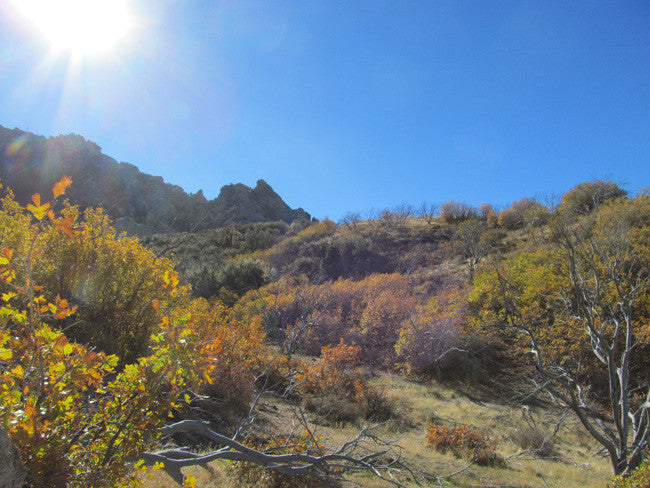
0,125,310,234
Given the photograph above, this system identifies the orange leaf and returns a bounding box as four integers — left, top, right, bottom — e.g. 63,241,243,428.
54,217,76,238
52,175,73,198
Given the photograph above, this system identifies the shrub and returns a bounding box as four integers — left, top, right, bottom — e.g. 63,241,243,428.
321,234,389,280
185,298,269,422
426,425,505,467
395,287,465,376
497,197,548,230
298,341,394,422
0,194,187,365
218,258,269,299
609,460,650,488
508,425,556,458
561,180,627,216
439,201,477,224
0,178,202,487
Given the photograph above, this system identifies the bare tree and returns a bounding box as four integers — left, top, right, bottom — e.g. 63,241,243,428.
339,211,362,231
456,218,488,280
418,202,439,226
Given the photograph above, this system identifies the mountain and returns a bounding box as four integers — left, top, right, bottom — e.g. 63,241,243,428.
0,125,310,234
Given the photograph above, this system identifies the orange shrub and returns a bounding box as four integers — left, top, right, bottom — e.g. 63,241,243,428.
235,273,417,368
297,340,393,421
426,425,503,466
181,297,271,419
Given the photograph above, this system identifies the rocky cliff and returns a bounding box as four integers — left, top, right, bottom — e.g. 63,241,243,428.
0,125,310,234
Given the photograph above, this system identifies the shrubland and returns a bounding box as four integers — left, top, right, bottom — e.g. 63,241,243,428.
1,177,647,487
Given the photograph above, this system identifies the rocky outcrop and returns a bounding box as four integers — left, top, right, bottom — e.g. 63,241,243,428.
0,125,310,234
0,428,25,488
210,180,310,226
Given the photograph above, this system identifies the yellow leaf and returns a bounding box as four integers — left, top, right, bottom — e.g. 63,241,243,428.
0,348,12,361
26,194,50,221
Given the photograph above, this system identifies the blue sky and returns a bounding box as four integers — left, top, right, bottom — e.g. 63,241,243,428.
1,1,649,220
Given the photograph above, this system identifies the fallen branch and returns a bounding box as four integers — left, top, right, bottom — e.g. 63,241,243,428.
142,420,412,486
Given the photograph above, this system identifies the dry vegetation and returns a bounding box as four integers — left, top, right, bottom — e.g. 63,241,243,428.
1,178,646,487
139,374,612,487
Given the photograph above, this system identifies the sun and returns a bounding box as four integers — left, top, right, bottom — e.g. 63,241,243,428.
13,0,133,55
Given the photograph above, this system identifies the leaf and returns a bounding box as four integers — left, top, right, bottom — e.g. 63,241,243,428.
54,217,76,238
52,175,73,198
0,348,12,361
0,247,13,265
26,194,50,220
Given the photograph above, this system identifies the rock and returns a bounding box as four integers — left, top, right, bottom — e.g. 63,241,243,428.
0,125,311,235
0,428,25,488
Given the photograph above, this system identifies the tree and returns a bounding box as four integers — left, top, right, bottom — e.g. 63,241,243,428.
418,202,439,225
456,217,488,280
469,194,649,475
478,202,494,218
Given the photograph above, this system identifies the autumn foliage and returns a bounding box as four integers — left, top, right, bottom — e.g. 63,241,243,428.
297,340,393,422
0,178,274,486
426,425,503,466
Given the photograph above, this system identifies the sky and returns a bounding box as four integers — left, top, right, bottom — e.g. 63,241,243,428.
0,1,649,220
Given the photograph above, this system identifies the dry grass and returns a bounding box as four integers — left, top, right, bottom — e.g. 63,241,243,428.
139,374,612,488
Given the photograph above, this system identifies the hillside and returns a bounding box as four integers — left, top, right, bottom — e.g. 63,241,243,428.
0,125,311,234
0,167,647,488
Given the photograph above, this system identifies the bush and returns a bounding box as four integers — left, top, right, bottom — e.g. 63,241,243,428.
0,188,186,365
497,197,548,230
426,425,505,467
561,180,627,216
298,341,394,422
395,287,465,376
218,258,269,298
0,178,204,487
439,201,477,224
184,298,269,423
508,425,556,458
609,460,650,488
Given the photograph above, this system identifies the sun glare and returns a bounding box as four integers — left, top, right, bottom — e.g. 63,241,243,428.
13,0,132,55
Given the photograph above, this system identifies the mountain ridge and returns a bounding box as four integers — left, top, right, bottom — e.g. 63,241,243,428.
0,125,311,234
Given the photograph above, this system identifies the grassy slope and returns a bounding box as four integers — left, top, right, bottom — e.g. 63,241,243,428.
139,217,612,487
141,374,611,488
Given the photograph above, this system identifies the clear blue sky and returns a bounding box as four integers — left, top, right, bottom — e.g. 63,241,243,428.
1,1,649,220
